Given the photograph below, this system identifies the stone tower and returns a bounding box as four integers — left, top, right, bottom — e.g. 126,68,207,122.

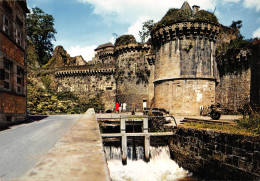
114,35,152,111
151,2,220,115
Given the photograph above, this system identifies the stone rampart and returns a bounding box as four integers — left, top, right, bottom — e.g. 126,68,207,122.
169,127,260,180
216,48,253,112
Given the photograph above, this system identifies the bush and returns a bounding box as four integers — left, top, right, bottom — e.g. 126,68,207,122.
153,8,219,31
41,75,52,89
80,97,105,113
115,35,137,46
236,114,260,135
57,91,78,101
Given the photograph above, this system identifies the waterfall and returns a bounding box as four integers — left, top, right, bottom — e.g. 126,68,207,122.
105,146,192,181
104,146,144,161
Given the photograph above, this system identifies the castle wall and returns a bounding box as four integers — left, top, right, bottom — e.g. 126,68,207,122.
154,38,218,81
216,68,251,112
155,79,215,115
216,41,260,112
55,69,116,112
251,41,260,106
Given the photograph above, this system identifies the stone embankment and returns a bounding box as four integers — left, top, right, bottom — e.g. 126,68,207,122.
23,109,110,181
169,127,260,180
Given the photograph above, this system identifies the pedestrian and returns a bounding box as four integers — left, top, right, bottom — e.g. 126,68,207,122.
115,102,119,113
119,102,122,113
123,102,127,112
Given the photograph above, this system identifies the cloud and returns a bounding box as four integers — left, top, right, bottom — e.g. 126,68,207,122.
253,27,260,38
78,0,217,25
222,0,240,2
126,16,150,42
66,45,97,62
243,0,260,11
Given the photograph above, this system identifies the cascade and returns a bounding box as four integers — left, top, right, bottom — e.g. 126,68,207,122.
105,146,193,181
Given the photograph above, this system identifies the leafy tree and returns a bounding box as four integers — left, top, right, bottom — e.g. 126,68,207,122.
26,39,38,69
139,20,154,43
27,7,56,66
230,20,242,30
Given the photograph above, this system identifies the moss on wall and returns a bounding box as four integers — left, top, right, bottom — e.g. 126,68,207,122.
153,8,219,31
115,35,137,46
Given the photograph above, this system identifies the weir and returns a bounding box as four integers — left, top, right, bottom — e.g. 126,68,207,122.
99,116,177,165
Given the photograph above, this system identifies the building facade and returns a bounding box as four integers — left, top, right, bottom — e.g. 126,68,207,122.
0,0,29,122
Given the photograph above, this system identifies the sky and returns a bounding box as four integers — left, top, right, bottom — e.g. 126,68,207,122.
27,0,260,62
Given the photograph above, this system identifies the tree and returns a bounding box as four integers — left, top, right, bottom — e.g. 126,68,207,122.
230,20,242,30
26,39,39,69
139,20,154,43
27,7,57,66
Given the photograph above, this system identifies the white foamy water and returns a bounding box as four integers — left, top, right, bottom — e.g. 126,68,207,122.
106,146,191,181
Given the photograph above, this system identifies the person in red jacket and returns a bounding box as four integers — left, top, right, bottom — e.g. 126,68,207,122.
115,102,119,113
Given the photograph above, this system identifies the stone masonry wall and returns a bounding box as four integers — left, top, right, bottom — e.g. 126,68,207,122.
216,68,251,112
155,79,215,115
169,127,260,180
56,73,116,112
154,38,218,81
115,45,151,111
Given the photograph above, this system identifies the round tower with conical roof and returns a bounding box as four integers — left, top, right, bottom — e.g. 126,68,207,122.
151,2,220,115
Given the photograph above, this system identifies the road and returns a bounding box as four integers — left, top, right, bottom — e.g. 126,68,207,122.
0,114,82,180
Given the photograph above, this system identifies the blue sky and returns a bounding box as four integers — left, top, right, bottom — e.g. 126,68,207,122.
27,0,260,61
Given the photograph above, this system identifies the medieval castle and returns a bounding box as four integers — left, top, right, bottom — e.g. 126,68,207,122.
40,2,259,116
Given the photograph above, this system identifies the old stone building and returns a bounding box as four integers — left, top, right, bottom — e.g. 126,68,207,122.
0,0,29,122
44,2,258,115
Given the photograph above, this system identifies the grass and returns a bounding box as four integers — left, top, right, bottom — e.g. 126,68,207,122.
182,114,260,137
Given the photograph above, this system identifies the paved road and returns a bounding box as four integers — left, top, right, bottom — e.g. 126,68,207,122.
0,114,82,180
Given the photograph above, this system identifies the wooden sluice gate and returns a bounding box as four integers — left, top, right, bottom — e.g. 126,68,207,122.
99,116,177,165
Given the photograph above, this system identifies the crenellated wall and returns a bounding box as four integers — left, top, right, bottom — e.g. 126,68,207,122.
215,47,256,112
54,65,116,112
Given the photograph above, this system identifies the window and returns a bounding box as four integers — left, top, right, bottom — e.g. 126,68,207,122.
3,15,9,35
17,67,23,93
15,18,23,46
2,6,11,35
4,61,11,89
106,87,112,90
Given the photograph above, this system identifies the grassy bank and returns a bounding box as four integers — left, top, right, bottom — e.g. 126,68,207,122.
182,114,260,136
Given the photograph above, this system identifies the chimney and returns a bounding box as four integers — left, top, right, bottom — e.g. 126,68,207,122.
192,5,200,16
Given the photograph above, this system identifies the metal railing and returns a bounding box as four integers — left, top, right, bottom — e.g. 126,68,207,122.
97,115,177,127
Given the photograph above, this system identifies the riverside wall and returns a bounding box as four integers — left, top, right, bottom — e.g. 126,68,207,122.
169,127,260,180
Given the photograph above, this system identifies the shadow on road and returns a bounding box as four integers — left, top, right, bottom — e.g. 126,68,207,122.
0,115,49,131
